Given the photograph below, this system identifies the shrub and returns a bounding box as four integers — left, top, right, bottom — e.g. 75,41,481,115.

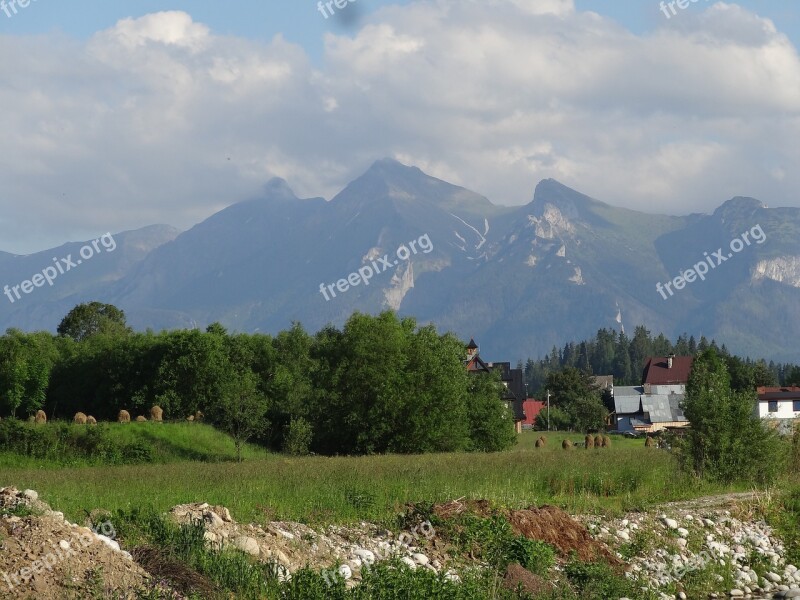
283,417,313,456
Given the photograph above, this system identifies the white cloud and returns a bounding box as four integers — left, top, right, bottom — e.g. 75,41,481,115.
1,1,799,254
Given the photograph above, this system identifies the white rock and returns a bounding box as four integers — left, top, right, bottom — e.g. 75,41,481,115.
730,590,744,597
22,489,38,502
400,556,417,570
663,518,679,530
354,548,376,564
412,553,429,566
97,534,120,552
677,527,689,538
768,572,783,583
617,530,630,541
233,536,260,556
59,540,70,550
338,564,352,580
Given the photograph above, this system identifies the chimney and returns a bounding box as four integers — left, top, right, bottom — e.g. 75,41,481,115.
667,354,675,369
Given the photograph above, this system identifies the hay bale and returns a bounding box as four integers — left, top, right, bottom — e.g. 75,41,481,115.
535,438,545,448
594,434,603,447
150,405,163,422
194,410,204,422
601,435,611,448
537,436,546,446
34,410,47,424
73,412,87,424
136,415,147,422
644,436,655,447
186,415,194,422
561,439,572,450
584,434,594,449
86,416,97,425
118,409,131,423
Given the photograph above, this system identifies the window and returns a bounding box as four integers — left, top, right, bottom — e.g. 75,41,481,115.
794,400,800,413
768,401,779,413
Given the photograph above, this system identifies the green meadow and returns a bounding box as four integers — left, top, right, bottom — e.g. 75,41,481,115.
2,426,746,527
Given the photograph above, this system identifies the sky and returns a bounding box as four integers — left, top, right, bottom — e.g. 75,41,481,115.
1,0,799,254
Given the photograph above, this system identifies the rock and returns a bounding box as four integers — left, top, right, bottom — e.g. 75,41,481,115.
338,564,352,580
617,530,630,541
59,540,70,550
22,489,38,502
400,556,417,570
97,534,120,552
354,548,375,564
730,590,744,597
412,553,430,566
233,536,260,556
677,527,689,537
204,511,224,528
768,572,783,583
663,518,679,530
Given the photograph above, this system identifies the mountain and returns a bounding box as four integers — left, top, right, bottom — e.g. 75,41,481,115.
2,160,799,362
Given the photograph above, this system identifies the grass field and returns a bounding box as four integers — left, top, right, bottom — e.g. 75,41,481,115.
2,428,751,528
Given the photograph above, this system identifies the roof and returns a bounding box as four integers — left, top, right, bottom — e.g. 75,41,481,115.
642,356,693,385
467,338,479,350
757,386,800,401
593,375,613,390
613,386,644,414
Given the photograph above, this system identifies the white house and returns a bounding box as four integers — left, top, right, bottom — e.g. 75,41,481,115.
755,387,800,431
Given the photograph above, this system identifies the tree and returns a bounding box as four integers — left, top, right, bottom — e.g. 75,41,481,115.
545,367,606,432
209,369,269,462
57,302,130,342
677,349,783,484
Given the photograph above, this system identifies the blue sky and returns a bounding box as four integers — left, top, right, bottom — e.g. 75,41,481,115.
1,0,799,254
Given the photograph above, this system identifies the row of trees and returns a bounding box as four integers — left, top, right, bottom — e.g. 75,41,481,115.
521,326,798,394
0,304,517,457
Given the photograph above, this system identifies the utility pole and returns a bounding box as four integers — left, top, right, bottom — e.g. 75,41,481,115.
546,390,551,431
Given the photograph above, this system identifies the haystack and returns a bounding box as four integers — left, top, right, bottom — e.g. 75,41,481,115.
136,415,147,422
584,434,594,449
73,412,87,424
118,410,131,423
594,434,603,447
34,410,47,424
150,406,163,422
535,438,545,448
561,439,572,450
87,416,97,425
601,435,611,448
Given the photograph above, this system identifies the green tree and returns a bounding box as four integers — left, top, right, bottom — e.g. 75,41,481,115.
209,369,269,462
677,349,783,484
546,367,606,432
466,367,517,451
57,302,131,341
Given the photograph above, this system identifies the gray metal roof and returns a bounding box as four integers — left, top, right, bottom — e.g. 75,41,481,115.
642,395,672,423
613,386,644,414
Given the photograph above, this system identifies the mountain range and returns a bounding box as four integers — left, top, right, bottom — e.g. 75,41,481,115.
2,158,799,362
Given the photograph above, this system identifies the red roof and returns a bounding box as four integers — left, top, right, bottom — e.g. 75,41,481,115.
522,399,544,425
757,386,800,401
642,356,693,385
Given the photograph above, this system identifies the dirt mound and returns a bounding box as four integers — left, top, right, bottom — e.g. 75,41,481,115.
0,487,152,599
502,563,552,596
430,498,495,520
506,505,620,565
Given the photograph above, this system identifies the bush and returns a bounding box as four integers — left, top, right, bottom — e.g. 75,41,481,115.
282,417,313,456
564,557,639,598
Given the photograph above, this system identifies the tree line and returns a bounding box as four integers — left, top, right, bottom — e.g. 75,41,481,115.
0,303,516,457
521,325,799,395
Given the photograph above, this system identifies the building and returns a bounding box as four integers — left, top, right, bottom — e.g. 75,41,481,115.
611,355,692,433
521,399,545,429
755,386,800,434
465,339,526,433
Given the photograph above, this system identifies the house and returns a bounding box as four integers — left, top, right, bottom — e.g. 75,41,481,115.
610,355,693,433
755,386,800,434
521,399,545,429
465,339,526,433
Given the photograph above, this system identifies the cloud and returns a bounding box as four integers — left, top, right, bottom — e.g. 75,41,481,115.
0,2,798,254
